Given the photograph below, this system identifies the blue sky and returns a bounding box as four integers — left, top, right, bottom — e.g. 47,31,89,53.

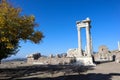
7,0,120,59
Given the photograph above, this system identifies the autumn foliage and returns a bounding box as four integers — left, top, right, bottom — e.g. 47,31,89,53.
0,0,44,61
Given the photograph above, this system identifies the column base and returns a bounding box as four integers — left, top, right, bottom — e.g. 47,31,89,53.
75,56,96,66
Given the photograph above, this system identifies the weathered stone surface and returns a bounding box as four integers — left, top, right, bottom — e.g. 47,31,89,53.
93,46,120,63
93,45,112,62
76,17,92,56
67,49,79,58
27,53,41,59
98,45,109,53
27,56,75,65
76,57,95,66
27,57,34,64
49,54,54,58
56,54,61,58
114,51,120,63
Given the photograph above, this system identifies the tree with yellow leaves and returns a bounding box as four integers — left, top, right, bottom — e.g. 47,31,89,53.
0,0,44,62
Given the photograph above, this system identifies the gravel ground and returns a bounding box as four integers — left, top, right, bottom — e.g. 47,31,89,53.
0,61,120,80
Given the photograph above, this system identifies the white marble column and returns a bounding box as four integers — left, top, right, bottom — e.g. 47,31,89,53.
118,41,120,51
90,36,93,55
77,27,82,56
85,46,87,56
86,24,91,56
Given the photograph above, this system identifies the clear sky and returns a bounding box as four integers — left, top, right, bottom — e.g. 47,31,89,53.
7,0,120,59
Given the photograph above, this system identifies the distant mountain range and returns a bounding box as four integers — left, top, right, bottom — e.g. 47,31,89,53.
2,58,27,62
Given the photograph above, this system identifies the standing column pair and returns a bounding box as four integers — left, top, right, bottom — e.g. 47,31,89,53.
77,18,92,57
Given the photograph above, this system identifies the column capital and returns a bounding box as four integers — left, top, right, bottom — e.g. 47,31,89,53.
77,27,81,31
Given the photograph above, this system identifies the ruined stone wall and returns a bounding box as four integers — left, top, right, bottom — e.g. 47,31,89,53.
93,45,120,63
27,57,34,64
110,51,120,63
93,46,113,62
27,57,75,65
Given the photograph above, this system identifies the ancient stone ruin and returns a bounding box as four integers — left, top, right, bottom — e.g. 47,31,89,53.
27,53,76,65
93,45,112,62
67,17,94,66
27,18,120,65
93,44,120,63
27,18,95,66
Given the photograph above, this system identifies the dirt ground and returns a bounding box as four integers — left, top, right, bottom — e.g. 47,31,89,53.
84,62,120,80
0,61,120,80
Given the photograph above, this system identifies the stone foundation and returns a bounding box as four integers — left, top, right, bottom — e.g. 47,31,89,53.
75,57,95,66
27,56,76,65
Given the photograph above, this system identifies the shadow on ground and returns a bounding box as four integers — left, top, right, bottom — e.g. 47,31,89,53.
1,64,119,80
14,73,120,80
0,65,94,80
